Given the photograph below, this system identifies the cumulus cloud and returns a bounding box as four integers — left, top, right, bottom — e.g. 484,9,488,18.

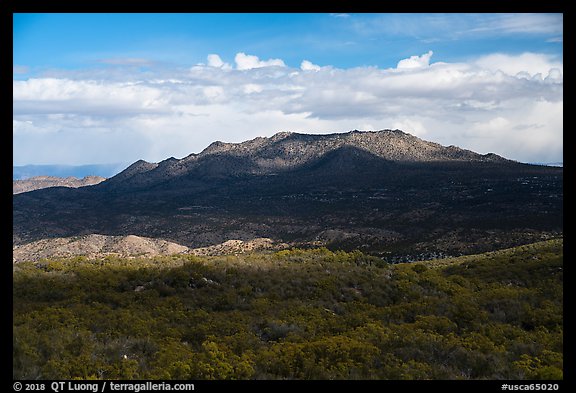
234,52,286,70
207,54,232,70
13,78,168,116
243,84,263,94
301,60,322,71
207,54,224,67
396,50,434,69
13,51,563,165
474,52,563,78
391,119,428,137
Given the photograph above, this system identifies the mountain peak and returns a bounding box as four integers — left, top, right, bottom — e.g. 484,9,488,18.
103,159,158,186
270,131,294,141
104,129,511,188
13,128,561,259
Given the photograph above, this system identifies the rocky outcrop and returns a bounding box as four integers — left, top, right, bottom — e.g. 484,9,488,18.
12,234,189,262
12,235,286,262
189,238,288,256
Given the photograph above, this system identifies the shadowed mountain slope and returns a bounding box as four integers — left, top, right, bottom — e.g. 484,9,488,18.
13,130,562,259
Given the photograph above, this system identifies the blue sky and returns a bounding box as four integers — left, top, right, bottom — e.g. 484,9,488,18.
14,13,563,73
13,13,563,165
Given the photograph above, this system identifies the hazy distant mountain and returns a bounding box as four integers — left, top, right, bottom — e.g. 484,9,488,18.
13,175,106,194
13,130,562,260
527,162,563,167
13,163,128,180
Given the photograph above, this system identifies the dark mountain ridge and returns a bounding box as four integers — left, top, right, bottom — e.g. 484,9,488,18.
13,130,562,259
102,129,509,191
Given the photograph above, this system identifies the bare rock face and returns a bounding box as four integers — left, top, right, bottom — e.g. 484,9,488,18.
13,176,106,194
12,234,189,262
189,238,288,256
12,235,286,263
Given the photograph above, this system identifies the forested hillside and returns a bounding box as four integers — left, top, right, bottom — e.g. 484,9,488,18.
13,239,563,380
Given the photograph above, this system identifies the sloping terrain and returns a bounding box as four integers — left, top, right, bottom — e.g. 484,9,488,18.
13,239,563,379
100,129,509,190
12,130,563,259
13,175,106,194
12,234,286,263
12,234,189,262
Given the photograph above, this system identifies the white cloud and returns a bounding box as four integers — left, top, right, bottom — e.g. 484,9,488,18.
348,14,563,41
546,68,562,82
207,54,232,70
234,52,286,70
391,119,428,137
243,84,263,94
479,13,563,35
396,50,434,69
546,36,563,43
13,78,169,117
98,58,152,66
207,54,224,67
461,100,563,162
474,52,563,78
471,116,511,134
13,51,563,165
330,13,350,18
301,60,322,72
203,86,225,101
